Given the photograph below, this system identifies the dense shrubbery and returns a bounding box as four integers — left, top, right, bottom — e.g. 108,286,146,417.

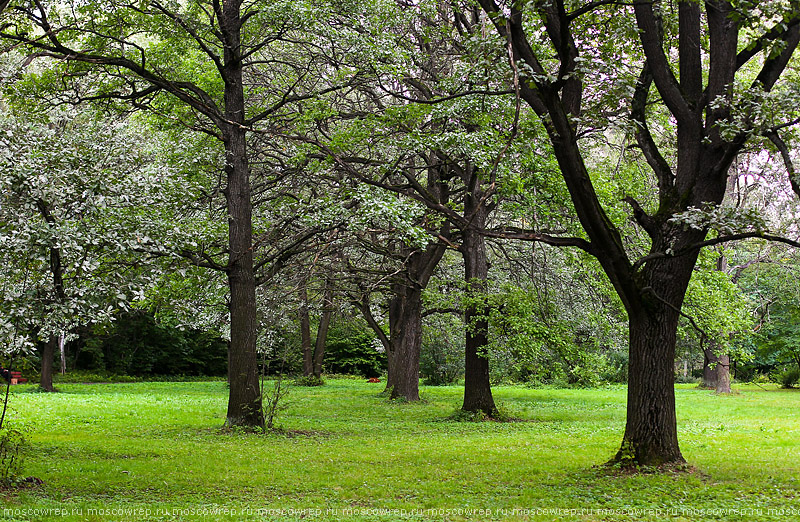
76,311,228,377
323,323,386,378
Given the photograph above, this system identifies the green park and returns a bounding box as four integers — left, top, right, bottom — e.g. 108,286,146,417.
1,0,800,520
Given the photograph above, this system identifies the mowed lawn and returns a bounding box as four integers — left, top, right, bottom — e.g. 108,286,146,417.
1,380,798,521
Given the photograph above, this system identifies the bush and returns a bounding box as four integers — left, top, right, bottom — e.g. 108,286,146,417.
776,367,800,388
323,323,386,378
0,426,25,485
79,311,228,377
294,375,325,387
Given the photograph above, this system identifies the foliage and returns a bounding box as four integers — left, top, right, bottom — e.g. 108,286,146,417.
0,425,25,485
420,314,464,386
486,283,615,387
323,322,386,378
775,367,800,389
0,103,185,354
293,375,325,387
80,311,228,377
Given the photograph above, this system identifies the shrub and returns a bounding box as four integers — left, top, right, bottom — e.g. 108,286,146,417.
776,367,800,388
420,315,464,386
0,426,25,485
323,324,386,378
79,311,228,377
294,375,325,387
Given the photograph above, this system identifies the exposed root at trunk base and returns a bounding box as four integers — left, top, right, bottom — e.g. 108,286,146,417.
597,460,698,476
603,439,688,472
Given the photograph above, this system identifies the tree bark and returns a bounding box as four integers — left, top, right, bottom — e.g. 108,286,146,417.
388,285,423,401
702,343,719,389
312,281,334,378
299,287,313,377
220,0,263,429
39,336,57,392
223,126,262,427
616,302,685,466
702,336,732,393
461,200,496,415
715,353,731,394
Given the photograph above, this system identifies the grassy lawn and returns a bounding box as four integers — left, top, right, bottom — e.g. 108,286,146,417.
0,380,798,521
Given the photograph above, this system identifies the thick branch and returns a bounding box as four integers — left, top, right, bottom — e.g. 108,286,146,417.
631,62,674,192
765,130,800,198
479,226,595,254
633,1,694,124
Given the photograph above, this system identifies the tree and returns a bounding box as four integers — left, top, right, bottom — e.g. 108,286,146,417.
0,102,183,388
1,0,360,427
474,0,800,465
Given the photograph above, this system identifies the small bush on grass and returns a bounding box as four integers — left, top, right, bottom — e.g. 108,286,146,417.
294,375,325,387
776,367,800,388
0,426,25,486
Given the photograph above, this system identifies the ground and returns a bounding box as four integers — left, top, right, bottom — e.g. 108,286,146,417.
0,380,798,521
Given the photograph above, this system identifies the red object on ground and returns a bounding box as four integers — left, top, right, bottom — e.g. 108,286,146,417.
367,378,380,383
10,371,28,384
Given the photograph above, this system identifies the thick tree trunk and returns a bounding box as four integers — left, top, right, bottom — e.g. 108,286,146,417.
220,1,262,428
388,286,423,401
715,354,731,394
222,127,262,428
312,282,334,378
615,309,685,466
39,336,57,392
461,211,496,416
299,287,313,377
702,343,719,389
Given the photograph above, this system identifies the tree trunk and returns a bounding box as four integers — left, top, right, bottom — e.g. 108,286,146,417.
299,287,313,377
312,281,334,378
703,338,733,393
715,354,731,394
59,334,66,374
220,2,262,429
388,286,423,401
223,128,262,427
39,336,57,392
461,209,496,416
614,293,685,466
222,127,262,428
702,342,719,389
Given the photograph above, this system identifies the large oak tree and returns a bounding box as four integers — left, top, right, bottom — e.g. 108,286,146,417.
474,0,800,465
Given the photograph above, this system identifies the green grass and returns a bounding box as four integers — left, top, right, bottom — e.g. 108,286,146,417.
1,381,799,521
